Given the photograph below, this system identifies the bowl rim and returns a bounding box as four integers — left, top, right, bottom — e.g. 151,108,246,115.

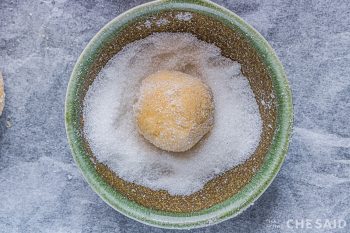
65,0,293,229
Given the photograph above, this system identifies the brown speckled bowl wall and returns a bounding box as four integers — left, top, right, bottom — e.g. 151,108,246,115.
78,11,277,213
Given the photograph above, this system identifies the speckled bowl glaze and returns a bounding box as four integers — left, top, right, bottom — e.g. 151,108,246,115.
65,0,293,229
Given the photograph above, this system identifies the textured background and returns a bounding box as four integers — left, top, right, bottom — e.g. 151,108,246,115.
0,0,349,232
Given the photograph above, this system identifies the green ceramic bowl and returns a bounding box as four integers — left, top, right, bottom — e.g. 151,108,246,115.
65,0,293,229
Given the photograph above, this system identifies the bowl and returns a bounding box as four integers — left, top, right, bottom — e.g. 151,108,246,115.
65,0,293,229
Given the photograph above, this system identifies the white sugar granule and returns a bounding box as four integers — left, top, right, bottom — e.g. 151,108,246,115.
83,33,262,196
175,12,193,21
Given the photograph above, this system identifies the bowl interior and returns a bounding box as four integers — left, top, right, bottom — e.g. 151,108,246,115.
66,0,292,229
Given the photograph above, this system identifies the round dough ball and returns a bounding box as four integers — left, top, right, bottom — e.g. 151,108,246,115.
135,70,214,152
0,71,4,116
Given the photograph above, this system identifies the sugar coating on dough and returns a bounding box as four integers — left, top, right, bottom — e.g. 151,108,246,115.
135,70,214,152
83,33,262,195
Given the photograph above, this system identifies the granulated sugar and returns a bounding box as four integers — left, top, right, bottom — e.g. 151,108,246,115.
83,33,262,196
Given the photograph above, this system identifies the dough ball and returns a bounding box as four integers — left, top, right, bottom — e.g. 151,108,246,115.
0,71,4,116
135,70,214,152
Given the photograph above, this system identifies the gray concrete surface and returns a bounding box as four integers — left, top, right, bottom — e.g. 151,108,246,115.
0,0,349,232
